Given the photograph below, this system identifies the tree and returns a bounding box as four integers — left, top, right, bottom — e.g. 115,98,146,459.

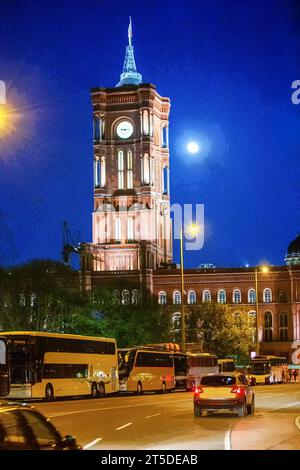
186,303,254,363
89,287,172,347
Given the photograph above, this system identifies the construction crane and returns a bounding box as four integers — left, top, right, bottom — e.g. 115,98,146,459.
62,221,82,267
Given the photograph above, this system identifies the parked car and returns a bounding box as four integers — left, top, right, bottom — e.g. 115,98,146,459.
193,372,255,417
0,401,81,450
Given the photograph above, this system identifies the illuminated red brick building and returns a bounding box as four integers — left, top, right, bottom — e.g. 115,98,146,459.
80,20,300,360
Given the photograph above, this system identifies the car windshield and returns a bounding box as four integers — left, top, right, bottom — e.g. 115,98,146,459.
201,375,236,386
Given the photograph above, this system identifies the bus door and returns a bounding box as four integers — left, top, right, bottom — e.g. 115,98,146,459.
0,336,10,396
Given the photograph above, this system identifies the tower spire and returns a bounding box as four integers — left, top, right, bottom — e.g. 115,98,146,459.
116,17,142,87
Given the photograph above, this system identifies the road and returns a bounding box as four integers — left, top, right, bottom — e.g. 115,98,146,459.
34,383,300,450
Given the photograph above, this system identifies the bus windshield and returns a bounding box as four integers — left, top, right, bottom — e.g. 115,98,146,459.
6,336,32,384
249,361,271,375
0,337,10,396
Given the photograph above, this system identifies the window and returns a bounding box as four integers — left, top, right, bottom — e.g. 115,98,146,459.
264,311,273,342
30,294,37,307
118,150,124,189
127,150,133,189
158,291,167,305
143,153,150,185
132,289,140,305
112,289,120,304
279,291,287,303
202,290,211,303
100,157,106,187
173,291,181,305
121,289,130,305
248,289,256,304
279,312,288,341
263,288,272,303
172,312,181,331
217,289,226,304
188,290,196,305
135,352,173,368
115,218,121,241
127,218,134,241
233,289,241,304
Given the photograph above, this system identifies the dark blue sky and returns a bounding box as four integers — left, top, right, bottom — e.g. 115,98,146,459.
0,0,300,268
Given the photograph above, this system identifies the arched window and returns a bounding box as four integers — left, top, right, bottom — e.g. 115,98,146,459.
217,289,226,304
132,289,140,305
173,290,181,305
263,288,272,303
248,288,256,304
233,289,242,304
115,218,121,241
172,312,181,331
279,291,287,303
202,290,211,303
100,157,106,187
158,291,167,305
233,311,241,321
127,150,133,189
112,290,120,304
30,294,37,307
121,289,130,305
264,311,273,342
187,290,196,305
118,150,124,189
127,218,134,241
279,312,288,341
19,293,25,306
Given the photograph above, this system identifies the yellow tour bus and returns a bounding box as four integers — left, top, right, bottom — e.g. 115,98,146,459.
218,358,236,373
2,331,118,400
186,353,219,390
118,346,175,394
247,355,288,385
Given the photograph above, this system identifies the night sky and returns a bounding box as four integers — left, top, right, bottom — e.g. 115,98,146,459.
0,0,300,269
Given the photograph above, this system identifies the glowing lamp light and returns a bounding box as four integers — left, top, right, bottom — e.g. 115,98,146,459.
0,80,6,105
186,141,200,154
261,266,269,274
186,223,201,237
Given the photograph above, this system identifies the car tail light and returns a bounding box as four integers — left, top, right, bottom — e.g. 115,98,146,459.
194,386,204,395
231,386,245,396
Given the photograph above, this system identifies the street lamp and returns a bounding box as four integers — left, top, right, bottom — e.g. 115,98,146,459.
254,265,269,356
180,223,200,353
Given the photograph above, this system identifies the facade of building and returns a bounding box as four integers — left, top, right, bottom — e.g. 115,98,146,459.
80,20,300,360
80,19,172,294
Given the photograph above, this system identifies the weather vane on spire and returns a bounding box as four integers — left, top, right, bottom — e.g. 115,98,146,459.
128,16,132,47
116,16,142,87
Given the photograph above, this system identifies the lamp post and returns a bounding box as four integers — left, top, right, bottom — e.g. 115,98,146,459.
254,267,259,356
254,265,269,356
180,223,200,353
180,228,185,353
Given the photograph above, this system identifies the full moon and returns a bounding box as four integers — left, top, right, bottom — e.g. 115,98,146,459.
187,141,200,154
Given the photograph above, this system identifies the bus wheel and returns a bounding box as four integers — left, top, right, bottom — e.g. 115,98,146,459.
98,382,105,398
91,382,98,398
137,382,143,395
45,383,54,401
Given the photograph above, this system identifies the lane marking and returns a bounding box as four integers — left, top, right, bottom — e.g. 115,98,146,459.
145,413,161,419
47,397,191,419
295,416,300,431
116,422,132,431
83,437,102,449
224,429,231,450
260,395,272,399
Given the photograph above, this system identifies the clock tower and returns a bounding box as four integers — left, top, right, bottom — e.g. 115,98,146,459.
81,19,172,292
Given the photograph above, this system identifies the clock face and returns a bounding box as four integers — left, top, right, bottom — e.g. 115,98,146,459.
116,121,133,139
